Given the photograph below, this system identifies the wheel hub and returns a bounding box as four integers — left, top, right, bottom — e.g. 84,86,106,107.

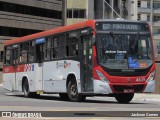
71,84,77,96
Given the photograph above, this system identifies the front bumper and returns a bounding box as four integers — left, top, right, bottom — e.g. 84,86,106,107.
143,80,155,93
93,79,155,94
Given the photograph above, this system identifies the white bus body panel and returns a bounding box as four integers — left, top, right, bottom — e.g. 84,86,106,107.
43,60,81,93
93,79,113,94
3,64,38,92
3,73,14,91
3,60,81,93
35,63,43,91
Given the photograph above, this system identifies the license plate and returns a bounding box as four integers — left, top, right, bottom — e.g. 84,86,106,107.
124,89,134,93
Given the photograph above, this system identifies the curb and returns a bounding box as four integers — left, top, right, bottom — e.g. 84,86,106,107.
134,93,160,102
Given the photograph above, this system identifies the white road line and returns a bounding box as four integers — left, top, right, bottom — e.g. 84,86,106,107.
5,93,15,96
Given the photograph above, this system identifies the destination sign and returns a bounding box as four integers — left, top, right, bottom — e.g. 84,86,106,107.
96,22,149,32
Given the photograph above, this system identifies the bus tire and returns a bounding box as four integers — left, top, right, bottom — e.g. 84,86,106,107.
22,79,32,98
67,79,86,102
115,93,134,104
59,93,69,101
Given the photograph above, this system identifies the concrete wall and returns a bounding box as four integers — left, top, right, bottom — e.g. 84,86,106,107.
0,0,65,83
94,0,104,19
87,0,94,19
67,0,87,9
0,0,63,32
67,19,87,25
0,11,62,31
66,0,91,25
0,0,62,11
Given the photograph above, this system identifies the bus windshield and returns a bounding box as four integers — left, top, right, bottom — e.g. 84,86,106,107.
97,33,153,69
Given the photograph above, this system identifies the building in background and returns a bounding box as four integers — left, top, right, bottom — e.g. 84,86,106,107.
137,0,160,59
95,0,138,20
66,0,94,25
0,0,65,44
0,0,66,82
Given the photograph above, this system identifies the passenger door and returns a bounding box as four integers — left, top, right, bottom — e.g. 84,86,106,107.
80,35,93,92
12,46,19,91
35,39,45,92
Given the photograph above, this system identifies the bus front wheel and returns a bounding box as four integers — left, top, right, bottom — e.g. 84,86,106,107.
115,93,134,103
67,80,86,102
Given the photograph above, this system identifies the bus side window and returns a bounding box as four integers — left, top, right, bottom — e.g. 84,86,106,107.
12,48,19,65
28,41,35,62
36,45,44,63
66,34,78,57
45,37,52,60
70,43,78,56
51,35,65,59
75,43,79,55
20,43,29,63
66,46,69,56
57,35,65,58
5,47,11,65
52,48,56,58
52,37,58,59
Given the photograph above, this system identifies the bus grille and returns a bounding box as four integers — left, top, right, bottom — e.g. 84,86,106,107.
112,85,145,93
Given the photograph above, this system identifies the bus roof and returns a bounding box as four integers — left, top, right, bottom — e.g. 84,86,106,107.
4,19,148,46
4,20,95,46
95,19,148,24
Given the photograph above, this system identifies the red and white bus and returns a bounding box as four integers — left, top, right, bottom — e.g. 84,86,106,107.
3,19,155,103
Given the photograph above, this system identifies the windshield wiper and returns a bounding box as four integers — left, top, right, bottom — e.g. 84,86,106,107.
110,32,120,46
131,32,140,49
110,32,123,50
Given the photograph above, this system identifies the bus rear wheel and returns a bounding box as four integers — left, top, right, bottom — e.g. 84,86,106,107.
115,93,134,103
22,80,39,98
67,80,86,102
22,80,32,97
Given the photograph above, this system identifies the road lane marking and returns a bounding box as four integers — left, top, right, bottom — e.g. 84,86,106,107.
0,106,31,108
5,93,15,96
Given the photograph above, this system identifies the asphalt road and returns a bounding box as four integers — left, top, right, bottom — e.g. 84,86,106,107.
0,86,160,120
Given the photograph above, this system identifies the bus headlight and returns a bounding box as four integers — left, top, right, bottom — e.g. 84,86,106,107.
96,70,109,83
146,71,155,82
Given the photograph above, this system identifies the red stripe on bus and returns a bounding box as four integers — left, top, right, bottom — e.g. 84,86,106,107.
3,65,25,73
